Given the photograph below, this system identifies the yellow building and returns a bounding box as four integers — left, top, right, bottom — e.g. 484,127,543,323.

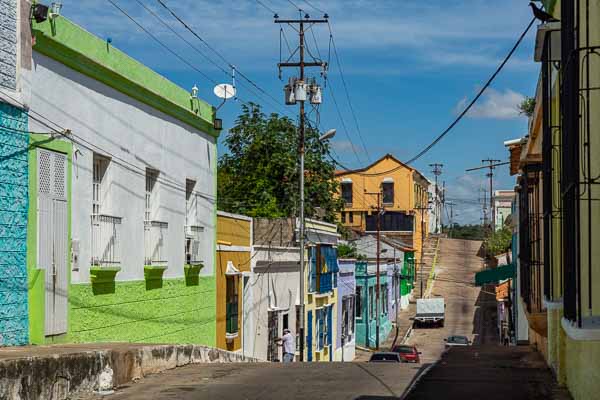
511,2,600,398
334,154,430,264
216,211,252,351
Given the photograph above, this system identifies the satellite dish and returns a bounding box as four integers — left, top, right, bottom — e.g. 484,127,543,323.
214,84,236,100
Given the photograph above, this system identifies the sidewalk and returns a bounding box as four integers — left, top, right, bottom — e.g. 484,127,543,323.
403,345,572,400
0,343,256,399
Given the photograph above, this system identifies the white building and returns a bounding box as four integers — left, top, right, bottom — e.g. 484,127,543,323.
494,190,515,231
245,244,300,361
21,11,219,345
427,178,443,234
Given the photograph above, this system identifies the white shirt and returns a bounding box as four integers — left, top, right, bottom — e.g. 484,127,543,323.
282,332,295,354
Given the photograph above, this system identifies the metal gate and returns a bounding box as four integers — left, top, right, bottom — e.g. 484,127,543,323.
38,149,68,336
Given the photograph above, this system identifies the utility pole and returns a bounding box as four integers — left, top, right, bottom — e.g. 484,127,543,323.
414,205,429,298
275,14,328,362
429,164,443,234
466,160,506,232
446,201,455,238
366,190,383,350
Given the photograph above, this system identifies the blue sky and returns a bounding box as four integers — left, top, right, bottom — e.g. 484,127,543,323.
61,0,538,224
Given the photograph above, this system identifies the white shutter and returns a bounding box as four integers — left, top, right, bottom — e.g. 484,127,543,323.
52,198,68,334
38,150,53,271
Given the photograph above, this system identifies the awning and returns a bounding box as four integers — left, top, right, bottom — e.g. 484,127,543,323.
475,263,515,286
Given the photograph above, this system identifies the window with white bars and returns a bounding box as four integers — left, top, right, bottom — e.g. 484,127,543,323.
145,168,158,221
93,155,109,215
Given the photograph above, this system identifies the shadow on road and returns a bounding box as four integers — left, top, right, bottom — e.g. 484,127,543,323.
471,285,499,345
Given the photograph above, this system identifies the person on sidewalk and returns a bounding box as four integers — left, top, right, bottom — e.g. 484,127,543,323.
277,329,295,363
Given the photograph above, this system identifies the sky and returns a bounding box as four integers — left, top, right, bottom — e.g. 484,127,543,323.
60,0,539,224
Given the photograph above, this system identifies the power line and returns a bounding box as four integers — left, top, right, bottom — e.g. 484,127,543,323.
403,17,536,165
328,17,537,178
254,0,278,16
0,91,217,201
285,0,302,11
107,0,292,119
327,23,371,163
154,0,287,113
301,0,326,15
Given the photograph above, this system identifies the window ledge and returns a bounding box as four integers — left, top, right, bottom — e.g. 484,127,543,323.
226,332,239,342
144,265,168,280
184,263,204,275
561,317,600,341
90,266,121,284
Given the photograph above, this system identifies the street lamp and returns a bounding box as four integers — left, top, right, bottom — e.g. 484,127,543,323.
319,129,336,142
298,127,336,362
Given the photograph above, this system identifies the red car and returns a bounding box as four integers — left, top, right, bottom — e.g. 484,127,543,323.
391,345,421,363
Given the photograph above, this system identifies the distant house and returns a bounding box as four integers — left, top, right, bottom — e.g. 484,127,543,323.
335,259,357,361
493,190,515,231
335,154,430,266
246,218,340,362
354,261,392,348
216,212,252,352
0,5,219,346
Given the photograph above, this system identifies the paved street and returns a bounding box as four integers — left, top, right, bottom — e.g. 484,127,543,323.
79,362,425,400
406,238,497,363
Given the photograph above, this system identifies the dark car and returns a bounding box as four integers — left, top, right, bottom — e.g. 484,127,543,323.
368,352,402,363
391,345,421,363
444,335,471,348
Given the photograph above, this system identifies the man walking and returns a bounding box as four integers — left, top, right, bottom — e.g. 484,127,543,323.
277,329,295,363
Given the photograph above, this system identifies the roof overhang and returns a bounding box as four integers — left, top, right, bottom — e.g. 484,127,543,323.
475,264,516,286
534,22,561,62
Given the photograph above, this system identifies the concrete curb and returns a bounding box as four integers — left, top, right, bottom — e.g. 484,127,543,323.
0,344,258,400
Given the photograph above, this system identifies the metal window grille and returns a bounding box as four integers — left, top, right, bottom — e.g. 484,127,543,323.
382,182,394,204
561,0,581,323
341,182,352,205
144,220,168,266
226,276,239,334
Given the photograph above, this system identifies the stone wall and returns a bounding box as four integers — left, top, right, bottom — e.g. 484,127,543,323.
0,0,17,90
0,101,29,346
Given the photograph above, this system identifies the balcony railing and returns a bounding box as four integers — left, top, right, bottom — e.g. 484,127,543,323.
144,220,168,266
91,214,122,267
185,225,204,265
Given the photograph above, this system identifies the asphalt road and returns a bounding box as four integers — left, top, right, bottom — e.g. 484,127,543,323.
80,238,491,400
80,362,425,400
406,238,498,363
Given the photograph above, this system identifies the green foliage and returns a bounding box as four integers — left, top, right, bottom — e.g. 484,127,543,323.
218,103,343,222
518,97,536,117
484,227,512,256
443,224,485,240
337,243,357,259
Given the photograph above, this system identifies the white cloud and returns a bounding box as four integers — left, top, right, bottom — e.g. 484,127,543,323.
455,88,526,120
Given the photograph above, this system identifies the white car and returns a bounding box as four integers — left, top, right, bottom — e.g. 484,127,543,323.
444,335,471,348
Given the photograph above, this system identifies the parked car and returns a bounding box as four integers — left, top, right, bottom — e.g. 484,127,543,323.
369,352,402,363
444,335,471,348
391,345,421,363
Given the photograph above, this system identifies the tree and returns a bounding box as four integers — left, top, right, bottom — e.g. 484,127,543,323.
484,227,512,256
218,103,343,222
337,243,357,259
518,97,536,117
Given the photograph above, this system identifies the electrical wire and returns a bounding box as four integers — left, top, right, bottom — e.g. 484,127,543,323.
327,23,371,163
403,17,537,165
301,0,326,15
330,17,537,177
154,0,289,115
254,0,278,16
0,90,217,201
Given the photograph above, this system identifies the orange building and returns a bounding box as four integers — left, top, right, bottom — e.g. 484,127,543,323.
334,154,430,263
216,211,252,351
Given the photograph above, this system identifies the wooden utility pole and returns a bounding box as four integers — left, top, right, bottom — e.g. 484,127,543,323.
275,15,328,362
414,205,430,298
365,190,383,349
